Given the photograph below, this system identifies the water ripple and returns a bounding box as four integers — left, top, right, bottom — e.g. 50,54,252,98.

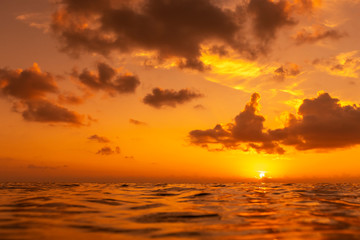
0,183,360,239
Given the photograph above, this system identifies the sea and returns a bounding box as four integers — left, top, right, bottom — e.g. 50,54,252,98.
0,182,360,240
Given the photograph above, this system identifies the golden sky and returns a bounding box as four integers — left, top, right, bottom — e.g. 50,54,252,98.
1,0,360,182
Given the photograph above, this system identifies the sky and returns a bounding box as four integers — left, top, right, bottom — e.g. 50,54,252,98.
1,0,360,182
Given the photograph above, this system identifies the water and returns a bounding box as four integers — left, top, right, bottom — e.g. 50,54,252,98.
1,183,360,240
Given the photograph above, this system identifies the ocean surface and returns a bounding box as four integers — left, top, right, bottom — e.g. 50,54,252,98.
0,183,360,240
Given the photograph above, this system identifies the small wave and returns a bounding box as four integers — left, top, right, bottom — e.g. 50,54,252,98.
130,203,166,210
132,212,220,223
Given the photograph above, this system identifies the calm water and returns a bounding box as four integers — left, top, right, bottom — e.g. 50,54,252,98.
1,183,360,240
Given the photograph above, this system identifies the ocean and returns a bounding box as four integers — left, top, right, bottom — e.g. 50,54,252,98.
0,182,359,239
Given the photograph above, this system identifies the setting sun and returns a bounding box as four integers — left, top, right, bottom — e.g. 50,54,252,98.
258,171,266,179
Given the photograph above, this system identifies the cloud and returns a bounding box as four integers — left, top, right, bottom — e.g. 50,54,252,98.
88,134,110,143
143,88,203,108
273,63,301,81
22,99,84,125
51,0,312,70
294,25,346,45
75,62,140,95
269,92,360,150
96,146,120,155
190,92,360,153
58,93,84,105
194,104,206,110
52,0,240,71
313,51,360,78
16,12,51,33
0,63,58,100
0,63,86,125
129,118,147,126
189,93,284,154
247,0,295,44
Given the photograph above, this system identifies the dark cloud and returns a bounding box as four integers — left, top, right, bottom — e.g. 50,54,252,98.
189,93,284,154
88,134,110,143
52,0,311,70
143,88,203,108
22,99,84,125
0,63,58,100
248,0,295,44
129,118,147,126
294,25,346,45
273,63,301,81
209,45,229,57
75,62,140,95
96,146,120,155
190,92,360,153
0,64,86,126
269,93,360,150
52,0,239,70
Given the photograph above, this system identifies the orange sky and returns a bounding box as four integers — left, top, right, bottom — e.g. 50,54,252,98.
1,0,360,182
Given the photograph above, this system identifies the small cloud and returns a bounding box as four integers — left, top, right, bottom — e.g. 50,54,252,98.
143,88,203,108
74,62,140,96
22,99,84,125
124,156,135,160
273,63,301,82
0,63,58,100
96,146,120,155
129,118,147,126
293,24,346,45
194,104,206,110
178,58,211,71
88,135,110,143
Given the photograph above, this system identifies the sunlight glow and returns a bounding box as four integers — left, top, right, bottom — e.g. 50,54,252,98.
199,49,274,78
258,171,266,179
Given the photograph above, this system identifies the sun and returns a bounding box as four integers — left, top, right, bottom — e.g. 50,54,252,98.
258,171,266,179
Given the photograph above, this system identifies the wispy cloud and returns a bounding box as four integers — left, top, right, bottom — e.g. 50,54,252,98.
293,24,346,45
16,12,51,32
313,51,360,78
